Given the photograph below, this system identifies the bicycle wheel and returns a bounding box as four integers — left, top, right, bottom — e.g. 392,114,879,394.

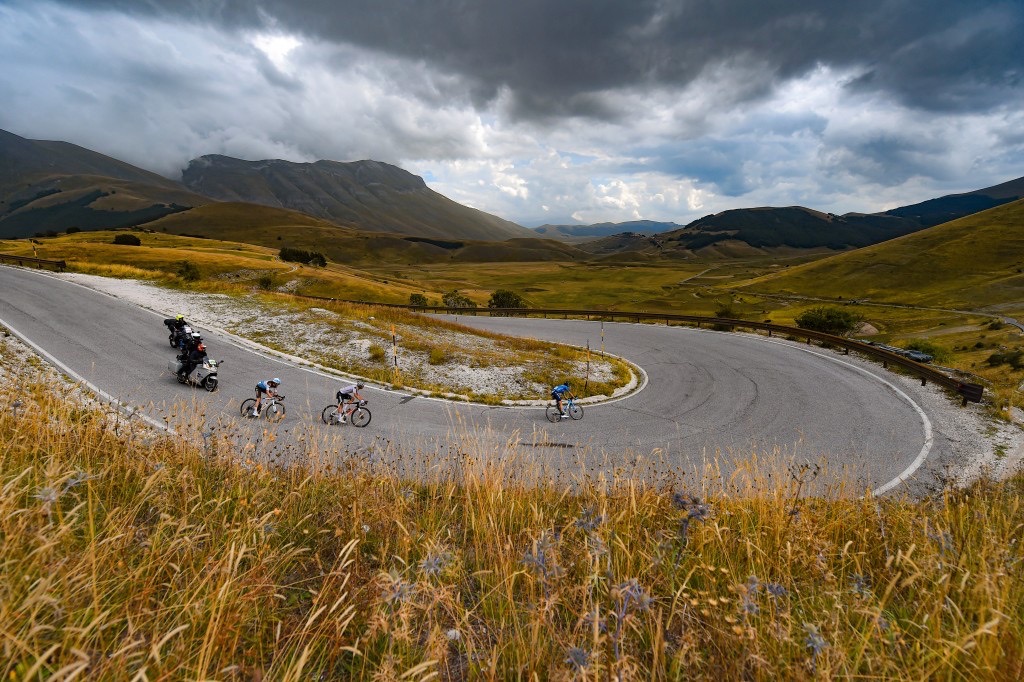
351,407,371,427
322,405,340,424
266,402,286,422
568,404,583,420
545,405,560,423
240,398,256,417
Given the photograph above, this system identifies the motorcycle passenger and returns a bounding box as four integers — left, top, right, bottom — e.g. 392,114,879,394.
179,342,208,380
164,315,190,348
252,378,281,418
333,382,366,423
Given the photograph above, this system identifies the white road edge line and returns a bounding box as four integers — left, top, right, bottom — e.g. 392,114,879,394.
0,314,176,435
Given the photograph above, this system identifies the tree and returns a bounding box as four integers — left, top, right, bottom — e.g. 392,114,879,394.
794,306,864,337
487,289,526,313
442,289,473,310
409,293,428,307
112,233,141,246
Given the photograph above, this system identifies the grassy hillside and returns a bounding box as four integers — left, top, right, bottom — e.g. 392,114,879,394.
1,337,1022,679
733,198,1024,313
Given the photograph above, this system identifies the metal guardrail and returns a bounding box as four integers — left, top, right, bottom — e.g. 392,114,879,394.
292,297,986,406
0,253,67,272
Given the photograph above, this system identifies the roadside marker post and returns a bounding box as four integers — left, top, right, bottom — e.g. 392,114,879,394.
601,321,605,357
585,340,591,392
391,323,401,385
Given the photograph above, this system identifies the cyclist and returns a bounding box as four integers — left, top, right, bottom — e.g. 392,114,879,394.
333,381,366,423
551,381,575,419
252,377,281,418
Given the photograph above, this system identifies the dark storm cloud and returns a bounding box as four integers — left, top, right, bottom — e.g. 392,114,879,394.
43,0,1024,118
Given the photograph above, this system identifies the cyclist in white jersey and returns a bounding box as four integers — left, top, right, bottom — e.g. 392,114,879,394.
334,382,366,423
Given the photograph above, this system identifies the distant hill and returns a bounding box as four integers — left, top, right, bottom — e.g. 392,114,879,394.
0,129,208,238
575,175,1024,257
533,220,682,242
147,203,583,266
181,155,535,242
732,198,1024,310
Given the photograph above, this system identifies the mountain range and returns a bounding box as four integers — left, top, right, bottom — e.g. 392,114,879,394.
2,128,1021,260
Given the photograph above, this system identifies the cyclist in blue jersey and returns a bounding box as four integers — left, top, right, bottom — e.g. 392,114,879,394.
252,377,281,418
551,381,575,419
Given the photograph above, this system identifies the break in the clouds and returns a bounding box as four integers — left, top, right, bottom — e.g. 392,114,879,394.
1,0,1022,226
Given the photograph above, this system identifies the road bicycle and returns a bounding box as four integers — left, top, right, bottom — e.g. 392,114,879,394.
240,394,286,422
546,395,583,422
321,399,371,427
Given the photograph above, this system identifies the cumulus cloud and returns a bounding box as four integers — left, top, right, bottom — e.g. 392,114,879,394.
0,0,1021,225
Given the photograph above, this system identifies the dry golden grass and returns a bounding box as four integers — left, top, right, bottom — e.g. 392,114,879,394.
1,344,1022,680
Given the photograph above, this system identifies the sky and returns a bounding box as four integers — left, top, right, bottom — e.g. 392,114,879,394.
1,1,1022,227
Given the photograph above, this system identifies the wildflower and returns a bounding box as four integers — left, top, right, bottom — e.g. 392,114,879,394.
615,579,652,615
765,583,788,600
579,608,608,634
419,551,451,578
62,471,98,493
673,493,712,545
522,532,563,584
564,647,590,672
33,487,59,506
740,595,760,615
746,575,761,593
850,573,872,598
575,507,605,532
803,623,829,667
382,579,414,606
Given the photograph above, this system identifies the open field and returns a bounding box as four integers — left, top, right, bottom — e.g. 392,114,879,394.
1,329,1022,679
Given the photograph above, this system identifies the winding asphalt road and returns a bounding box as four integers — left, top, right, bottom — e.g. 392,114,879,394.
1,265,945,493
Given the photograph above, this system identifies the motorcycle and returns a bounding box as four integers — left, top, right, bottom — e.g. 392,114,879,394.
168,356,221,392
165,321,194,349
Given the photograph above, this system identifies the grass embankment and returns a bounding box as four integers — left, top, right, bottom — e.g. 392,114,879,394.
1,355,1021,679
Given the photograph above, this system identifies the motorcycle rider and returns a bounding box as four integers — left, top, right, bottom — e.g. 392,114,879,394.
178,341,208,381
252,377,281,418
164,314,190,348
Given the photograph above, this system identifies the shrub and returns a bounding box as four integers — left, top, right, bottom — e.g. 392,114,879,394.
175,260,200,281
257,274,275,290
367,343,387,363
112,233,141,246
409,293,428,307
487,289,526,312
794,306,864,337
65,226,81,234
987,348,1024,370
428,347,448,365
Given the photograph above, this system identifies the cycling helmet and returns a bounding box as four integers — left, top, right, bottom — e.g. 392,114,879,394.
356,382,365,389
271,378,281,385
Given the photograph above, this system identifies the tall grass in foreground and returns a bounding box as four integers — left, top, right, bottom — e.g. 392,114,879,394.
0,378,1021,680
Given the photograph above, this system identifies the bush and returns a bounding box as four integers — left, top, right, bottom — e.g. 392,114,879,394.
487,289,526,312
279,247,327,267
367,343,387,363
428,347,448,365
65,227,81,234
112,233,141,246
176,260,200,281
257,274,275,290
987,348,1024,370
409,293,428,307
794,306,864,337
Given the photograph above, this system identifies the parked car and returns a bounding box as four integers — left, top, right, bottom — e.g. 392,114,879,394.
903,349,934,363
